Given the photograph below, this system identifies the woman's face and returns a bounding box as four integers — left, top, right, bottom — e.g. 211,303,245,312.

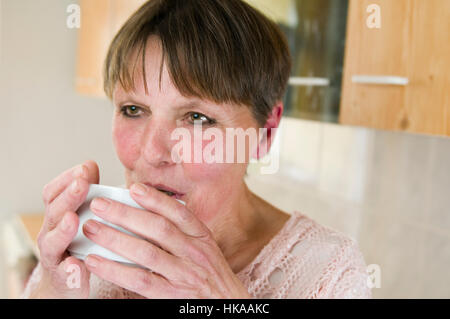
111,37,260,224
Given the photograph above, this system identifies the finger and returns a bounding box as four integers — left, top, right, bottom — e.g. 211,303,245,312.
59,255,90,281
82,219,186,281
129,183,210,238
84,254,180,299
42,160,99,206
89,197,189,257
56,256,90,297
39,211,79,268
43,177,90,231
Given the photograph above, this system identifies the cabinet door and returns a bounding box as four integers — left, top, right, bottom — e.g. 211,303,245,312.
339,0,411,132
75,0,111,97
75,0,146,97
340,0,450,136
405,0,450,136
110,0,147,31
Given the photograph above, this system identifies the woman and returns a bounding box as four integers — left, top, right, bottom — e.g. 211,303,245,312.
22,0,371,298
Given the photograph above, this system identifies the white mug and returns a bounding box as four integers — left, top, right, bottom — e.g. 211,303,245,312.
68,184,185,267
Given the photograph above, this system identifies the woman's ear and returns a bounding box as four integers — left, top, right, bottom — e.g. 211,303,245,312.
252,101,283,160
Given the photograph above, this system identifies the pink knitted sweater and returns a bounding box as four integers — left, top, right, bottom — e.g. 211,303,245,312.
21,211,372,298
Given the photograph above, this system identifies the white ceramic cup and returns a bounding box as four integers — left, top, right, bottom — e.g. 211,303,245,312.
67,184,185,266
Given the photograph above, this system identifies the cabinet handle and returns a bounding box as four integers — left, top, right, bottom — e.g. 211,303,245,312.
352,75,409,86
288,77,330,87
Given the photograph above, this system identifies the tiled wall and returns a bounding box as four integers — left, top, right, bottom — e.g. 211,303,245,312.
245,117,450,298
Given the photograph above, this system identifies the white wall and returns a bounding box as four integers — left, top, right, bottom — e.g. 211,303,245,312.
0,0,125,217
246,117,450,298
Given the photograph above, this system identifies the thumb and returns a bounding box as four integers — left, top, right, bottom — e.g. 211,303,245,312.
84,160,100,185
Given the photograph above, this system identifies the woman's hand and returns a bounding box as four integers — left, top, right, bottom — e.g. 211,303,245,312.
31,160,99,299
82,183,252,299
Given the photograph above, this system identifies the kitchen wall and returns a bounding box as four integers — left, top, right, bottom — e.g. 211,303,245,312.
0,0,125,218
246,117,450,298
0,0,125,298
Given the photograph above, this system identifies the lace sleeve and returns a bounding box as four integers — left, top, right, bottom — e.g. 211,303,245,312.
326,241,372,299
20,261,43,299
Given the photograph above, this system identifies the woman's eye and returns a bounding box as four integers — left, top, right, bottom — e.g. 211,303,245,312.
188,112,216,125
120,105,142,118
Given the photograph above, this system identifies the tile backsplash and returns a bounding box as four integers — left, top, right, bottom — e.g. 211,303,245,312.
245,117,450,298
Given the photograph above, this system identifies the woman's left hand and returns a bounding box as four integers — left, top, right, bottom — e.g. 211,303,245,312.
82,183,252,299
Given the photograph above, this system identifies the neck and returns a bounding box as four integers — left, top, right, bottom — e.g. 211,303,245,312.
208,181,267,273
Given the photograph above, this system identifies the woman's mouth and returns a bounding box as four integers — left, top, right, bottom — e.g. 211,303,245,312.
158,189,180,199
144,183,184,200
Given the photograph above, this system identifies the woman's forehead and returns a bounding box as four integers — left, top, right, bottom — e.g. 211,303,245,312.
112,36,248,119
123,40,172,93
112,41,181,105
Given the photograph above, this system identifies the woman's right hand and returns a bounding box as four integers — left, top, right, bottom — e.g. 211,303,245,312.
30,160,99,298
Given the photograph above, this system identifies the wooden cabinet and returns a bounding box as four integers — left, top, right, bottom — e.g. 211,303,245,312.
340,0,450,136
75,0,450,136
75,0,146,97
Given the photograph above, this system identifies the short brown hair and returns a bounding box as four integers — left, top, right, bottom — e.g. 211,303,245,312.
103,0,292,126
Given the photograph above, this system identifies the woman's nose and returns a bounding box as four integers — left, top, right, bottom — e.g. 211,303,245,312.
141,123,175,168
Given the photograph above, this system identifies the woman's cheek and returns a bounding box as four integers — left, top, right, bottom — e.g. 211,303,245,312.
183,162,243,224
183,162,241,181
181,135,226,180
112,123,141,169
182,130,247,182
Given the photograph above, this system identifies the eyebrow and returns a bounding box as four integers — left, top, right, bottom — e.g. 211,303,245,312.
114,95,207,110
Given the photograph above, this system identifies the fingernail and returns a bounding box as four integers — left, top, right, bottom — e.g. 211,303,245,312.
84,220,100,235
91,197,111,212
85,255,100,268
131,183,148,196
70,179,81,195
73,164,88,179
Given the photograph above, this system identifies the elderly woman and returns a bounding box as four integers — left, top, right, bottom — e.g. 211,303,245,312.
22,0,371,298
